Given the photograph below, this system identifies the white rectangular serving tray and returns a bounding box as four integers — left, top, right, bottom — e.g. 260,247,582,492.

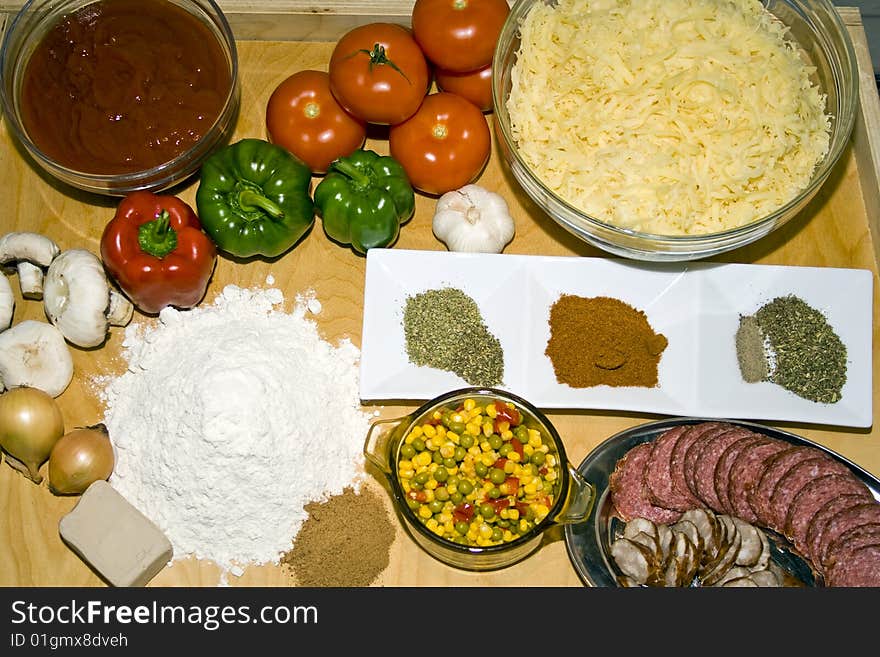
359,249,873,428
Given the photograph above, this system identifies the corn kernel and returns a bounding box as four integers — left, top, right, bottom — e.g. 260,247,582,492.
523,444,534,456
426,518,439,531
481,453,495,467
496,420,510,433
508,508,520,521
479,524,493,539
524,482,538,495
432,525,445,537
499,509,509,519
439,513,452,524
528,430,542,447
409,426,424,439
415,452,432,467
547,454,557,467
423,424,437,437
425,480,438,491
546,470,558,482
501,429,513,440
486,403,498,418
418,506,432,519
435,425,446,438
440,443,456,459
503,530,514,541
479,441,491,452
398,468,415,480
463,398,476,411
503,460,515,474
508,452,522,464
466,423,481,436
468,408,483,421
534,504,550,519
519,519,529,532
482,422,494,437
452,413,466,424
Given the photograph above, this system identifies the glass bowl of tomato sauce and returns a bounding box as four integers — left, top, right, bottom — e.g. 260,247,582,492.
0,0,240,196
364,387,596,571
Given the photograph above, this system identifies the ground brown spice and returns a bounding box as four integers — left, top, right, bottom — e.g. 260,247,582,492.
545,294,668,388
281,485,396,587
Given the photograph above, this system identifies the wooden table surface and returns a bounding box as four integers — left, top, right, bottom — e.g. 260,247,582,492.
1,2,878,588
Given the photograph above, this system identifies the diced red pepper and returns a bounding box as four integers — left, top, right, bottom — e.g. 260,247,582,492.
452,502,475,522
501,477,519,496
510,437,524,459
493,457,508,470
495,404,521,426
407,490,428,503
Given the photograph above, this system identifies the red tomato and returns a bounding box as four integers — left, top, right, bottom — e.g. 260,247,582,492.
388,92,490,195
328,22,430,125
265,70,366,174
434,62,494,112
411,0,510,73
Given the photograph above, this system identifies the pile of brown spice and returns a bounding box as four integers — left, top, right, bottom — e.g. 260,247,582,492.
281,485,396,587
545,294,668,388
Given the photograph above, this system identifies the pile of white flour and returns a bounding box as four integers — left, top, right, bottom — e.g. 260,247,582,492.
99,284,371,576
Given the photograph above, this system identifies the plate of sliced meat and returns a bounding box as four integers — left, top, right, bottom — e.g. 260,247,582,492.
564,418,880,587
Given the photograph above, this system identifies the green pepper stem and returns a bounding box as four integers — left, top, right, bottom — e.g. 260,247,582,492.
138,210,178,259
238,189,285,218
330,158,371,187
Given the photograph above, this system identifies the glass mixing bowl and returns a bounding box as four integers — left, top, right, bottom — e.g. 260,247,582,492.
492,0,858,261
364,387,595,571
0,0,240,196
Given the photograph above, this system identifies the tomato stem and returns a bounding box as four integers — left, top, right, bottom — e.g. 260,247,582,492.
353,43,412,85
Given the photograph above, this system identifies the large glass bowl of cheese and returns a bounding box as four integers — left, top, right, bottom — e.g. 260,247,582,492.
492,0,858,261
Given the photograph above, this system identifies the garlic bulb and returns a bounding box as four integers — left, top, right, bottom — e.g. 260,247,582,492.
432,185,515,253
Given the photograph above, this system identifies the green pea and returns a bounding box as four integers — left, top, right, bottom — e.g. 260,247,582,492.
411,438,426,452
498,443,512,457
457,480,474,495
489,468,506,485
513,425,528,440
525,506,536,520
434,487,450,501
488,486,502,499
410,481,423,491
489,435,503,449
530,451,546,466
479,503,495,519
497,519,510,528
492,527,504,541
429,500,444,514
447,475,459,488
406,497,420,511
450,421,467,435
455,521,469,535
400,444,415,460
433,450,444,464
414,471,430,485
443,457,457,469
450,492,463,504
433,466,448,482
475,462,488,477
459,434,475,449
454,446,467,461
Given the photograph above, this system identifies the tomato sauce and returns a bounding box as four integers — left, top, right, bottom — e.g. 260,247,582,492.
20,0,232,175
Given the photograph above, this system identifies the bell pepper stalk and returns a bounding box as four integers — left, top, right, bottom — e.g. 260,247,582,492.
100,191,217,315
313,149,415,254
195,138,315,258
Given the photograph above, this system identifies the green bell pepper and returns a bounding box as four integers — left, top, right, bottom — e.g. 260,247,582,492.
195,138,314,258
313,149,415,254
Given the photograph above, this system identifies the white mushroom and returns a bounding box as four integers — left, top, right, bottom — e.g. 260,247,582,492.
0,232,61,301
43,248,132,348
0,319,74,397
0,272,13,332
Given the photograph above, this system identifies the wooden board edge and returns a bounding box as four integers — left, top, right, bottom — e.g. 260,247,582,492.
840,7,880,271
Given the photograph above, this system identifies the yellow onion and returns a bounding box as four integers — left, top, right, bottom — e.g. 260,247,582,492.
48,424,115,495
0,386,65,483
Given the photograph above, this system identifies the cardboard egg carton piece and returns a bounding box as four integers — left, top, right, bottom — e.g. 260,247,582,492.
59,480,173,587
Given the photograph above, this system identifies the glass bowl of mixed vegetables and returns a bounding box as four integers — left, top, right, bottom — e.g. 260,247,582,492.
364,387,596,571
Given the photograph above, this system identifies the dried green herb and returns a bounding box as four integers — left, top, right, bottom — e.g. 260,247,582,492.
752,294,847,404
402,287,504,387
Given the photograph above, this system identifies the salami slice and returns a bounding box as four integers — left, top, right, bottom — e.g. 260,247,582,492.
609,442,682,525
825,544,880,587
816,502,880,570
682,423,739,500
667,423,721,510
767,456,854,532
823,523,880,575
805,494,873,570
714,435,767,516
728,439,789,523
645,425,694,511
691,428,754,512
784,473,872,552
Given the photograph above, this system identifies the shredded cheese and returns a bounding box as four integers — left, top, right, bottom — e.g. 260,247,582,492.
507,0,831,235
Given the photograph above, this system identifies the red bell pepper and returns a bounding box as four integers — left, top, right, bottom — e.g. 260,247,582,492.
100,191,217,314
